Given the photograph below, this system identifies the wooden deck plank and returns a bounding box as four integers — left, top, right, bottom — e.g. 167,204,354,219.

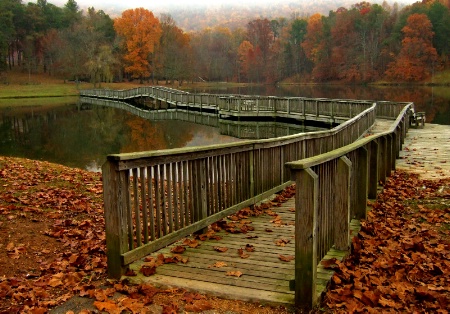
124,198,297,306
123,197,362,307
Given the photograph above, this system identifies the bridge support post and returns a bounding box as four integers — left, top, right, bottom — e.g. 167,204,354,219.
354,147,368,220
368,141,379,199
292,167,318,309
378,136,387,185
102,160,130,279
386,134,393,177
335,157,351,251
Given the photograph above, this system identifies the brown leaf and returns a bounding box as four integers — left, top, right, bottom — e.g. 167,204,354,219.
182,238,200,248
275,238,290,246
94,300,121,314
140,265,156,277
184,300,213,312
209,261,227,268
213,246,228,252
226,271,243,277
170,245,186,254
238,248,250,259
245,244,255,252
162,303,179,314
278,255,294,262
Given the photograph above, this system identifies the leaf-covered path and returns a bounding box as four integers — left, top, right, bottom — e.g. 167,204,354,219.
319,123,450,313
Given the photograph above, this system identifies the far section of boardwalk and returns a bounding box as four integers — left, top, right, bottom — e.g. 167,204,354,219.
397,123,450,180
125,198,297,305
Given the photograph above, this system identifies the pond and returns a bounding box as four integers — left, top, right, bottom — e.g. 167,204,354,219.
0,84,448,172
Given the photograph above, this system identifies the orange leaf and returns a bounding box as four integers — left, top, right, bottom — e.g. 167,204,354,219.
278,255,294,262
226,271,243,277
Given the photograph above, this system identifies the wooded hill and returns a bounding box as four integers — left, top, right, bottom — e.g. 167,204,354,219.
1,0,449,85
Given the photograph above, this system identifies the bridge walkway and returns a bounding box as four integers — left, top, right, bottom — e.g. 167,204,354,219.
122,118,396,306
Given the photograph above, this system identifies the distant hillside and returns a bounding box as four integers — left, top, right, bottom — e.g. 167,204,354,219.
150,0,413,31
83,0,415,31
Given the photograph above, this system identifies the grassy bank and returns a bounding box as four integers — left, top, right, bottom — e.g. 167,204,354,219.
0,69,146,99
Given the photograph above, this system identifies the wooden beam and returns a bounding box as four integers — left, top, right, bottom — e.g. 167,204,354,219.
292,168,318,309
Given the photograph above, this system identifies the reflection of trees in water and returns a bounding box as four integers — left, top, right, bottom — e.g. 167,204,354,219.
0,104,234,171
121,115,196,153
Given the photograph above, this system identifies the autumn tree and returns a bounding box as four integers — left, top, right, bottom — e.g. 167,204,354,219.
246,18,274,82
237,40,254,81
114,8,162,83
385,13,438,81
301,13,334,81
156,14,192,84
190,27,236,82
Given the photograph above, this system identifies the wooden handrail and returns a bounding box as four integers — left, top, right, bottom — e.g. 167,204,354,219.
285,103,412,309
102,99,382,279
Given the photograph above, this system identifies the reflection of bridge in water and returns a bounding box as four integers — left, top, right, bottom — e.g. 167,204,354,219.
80,86,416,310
79,96,324,140
79,85,395,139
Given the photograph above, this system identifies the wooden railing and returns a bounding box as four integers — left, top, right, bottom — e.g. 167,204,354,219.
102,99,383,279
285,103,412,309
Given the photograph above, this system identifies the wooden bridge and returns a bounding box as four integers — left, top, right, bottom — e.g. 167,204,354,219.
81,87,415,310
79,86,401,125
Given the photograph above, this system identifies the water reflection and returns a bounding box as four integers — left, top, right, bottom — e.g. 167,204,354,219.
1,84,448,172
0,100,241,172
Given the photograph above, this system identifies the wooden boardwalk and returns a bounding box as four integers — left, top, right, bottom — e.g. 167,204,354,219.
121,118,401,306
124,194,361,306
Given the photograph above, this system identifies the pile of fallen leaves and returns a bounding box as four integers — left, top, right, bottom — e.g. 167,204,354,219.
320,171,450,313
0,156,292,314
0,156,107,313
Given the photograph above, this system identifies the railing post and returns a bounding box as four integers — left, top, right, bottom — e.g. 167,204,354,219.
200,159,208,234
249,150,255,197
368,140,379,199
292,167,318,309
386,134,393,177
354,147,368,219
102,159,130,279
335,157,351,251
378,136,387,184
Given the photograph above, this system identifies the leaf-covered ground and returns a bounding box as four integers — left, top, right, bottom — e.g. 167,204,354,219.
0,157,291,314
1,156,449,313
319,171,450,313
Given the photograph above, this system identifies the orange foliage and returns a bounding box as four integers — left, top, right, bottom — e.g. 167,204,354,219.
114,8,162,81
301,13,324,64
385,14,438,81
238,40,254,80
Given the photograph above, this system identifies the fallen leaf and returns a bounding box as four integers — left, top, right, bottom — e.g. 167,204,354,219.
170,245,186,254
209,261,227,268
278,255,294,262
213,246,228,252
140,265,156,277
226,271,243,277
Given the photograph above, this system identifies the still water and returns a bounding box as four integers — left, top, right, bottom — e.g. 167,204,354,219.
0,84,448,172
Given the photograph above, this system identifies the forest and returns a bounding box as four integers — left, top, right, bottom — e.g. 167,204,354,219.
0,0,449,85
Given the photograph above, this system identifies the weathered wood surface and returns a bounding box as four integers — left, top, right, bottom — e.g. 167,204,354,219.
285,105,411,309
124,197,362,306
397,123,450,180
